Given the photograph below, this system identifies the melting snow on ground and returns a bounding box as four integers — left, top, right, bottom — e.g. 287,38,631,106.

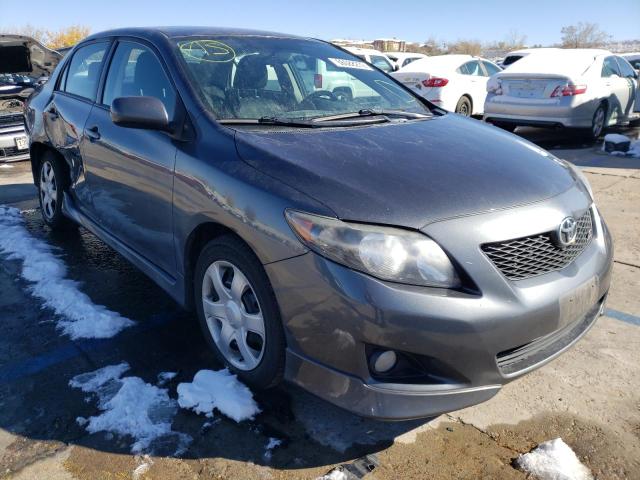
603,134,640,158
70,362,191,455
0,206,134,339
157,371,178,386
177,369,260,422
515,438,593,480
263,437,282,461
316,469,348,480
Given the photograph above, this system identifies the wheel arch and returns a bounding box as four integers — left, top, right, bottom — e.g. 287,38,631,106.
183,221,253,311
29,142,70,185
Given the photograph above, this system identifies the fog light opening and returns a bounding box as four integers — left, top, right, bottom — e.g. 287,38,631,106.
371,350,397,374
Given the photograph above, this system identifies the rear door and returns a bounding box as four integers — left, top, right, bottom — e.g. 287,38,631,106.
602,56,631,123
44,41,111,211
81,39,178,275
458,60,486,114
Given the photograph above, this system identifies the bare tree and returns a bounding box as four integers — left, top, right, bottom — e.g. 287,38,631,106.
447,40,482,56
561,22,610,48
503,30,527,50
417,36,447,56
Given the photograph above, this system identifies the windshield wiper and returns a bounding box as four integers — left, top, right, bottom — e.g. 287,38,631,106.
311,109,430,123
219,116,316,128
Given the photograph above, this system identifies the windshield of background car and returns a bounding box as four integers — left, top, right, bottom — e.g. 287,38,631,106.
174,36,430,120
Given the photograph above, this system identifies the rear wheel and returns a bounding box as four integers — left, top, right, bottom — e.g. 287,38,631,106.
37,151,76,230
588,103,607,140
454,96,472,116
194,235,285,389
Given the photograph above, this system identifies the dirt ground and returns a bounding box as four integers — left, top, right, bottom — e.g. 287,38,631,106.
1,126,639,480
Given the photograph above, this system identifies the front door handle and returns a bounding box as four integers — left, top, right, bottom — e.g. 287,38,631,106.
86,125,101,141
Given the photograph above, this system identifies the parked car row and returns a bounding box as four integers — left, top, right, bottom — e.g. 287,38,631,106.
380,47,640,139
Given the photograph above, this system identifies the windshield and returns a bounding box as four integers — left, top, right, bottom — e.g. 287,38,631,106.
174,36,430,121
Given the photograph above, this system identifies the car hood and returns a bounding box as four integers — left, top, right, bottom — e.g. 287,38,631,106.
0,35,62,77
234,114,577,228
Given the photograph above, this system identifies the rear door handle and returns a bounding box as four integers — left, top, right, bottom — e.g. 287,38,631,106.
86,125,101,141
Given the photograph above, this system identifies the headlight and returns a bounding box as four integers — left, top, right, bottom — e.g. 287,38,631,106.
567,162,593,200
285,210,461,288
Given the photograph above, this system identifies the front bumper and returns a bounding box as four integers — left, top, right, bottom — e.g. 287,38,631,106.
266,187,613,419
0,124,29,162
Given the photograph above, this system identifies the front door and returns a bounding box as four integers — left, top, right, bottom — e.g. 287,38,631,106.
81,40,178,275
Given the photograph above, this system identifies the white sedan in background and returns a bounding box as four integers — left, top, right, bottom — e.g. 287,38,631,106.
391,55,502,116
385,52,427,70
343,47,396,73
484,49,640,139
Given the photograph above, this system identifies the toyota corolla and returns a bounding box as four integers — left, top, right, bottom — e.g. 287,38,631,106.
25,27,613,420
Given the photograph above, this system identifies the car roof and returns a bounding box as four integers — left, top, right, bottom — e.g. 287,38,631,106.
505,48,560,56
398,54,478,72
83,26,307,42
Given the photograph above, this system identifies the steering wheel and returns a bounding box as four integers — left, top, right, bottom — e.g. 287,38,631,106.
301,89,338,108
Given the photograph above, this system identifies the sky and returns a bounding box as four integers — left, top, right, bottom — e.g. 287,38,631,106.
1,0,638,46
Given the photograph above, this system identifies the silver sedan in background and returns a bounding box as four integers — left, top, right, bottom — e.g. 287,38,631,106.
484,49,640,139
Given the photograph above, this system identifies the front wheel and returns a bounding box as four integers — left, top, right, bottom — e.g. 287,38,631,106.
37,152,76,230
194,235,285,389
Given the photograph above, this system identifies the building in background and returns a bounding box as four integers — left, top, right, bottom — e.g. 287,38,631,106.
373,38,406,52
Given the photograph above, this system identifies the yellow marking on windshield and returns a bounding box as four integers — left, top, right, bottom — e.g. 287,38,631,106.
178,40,236,63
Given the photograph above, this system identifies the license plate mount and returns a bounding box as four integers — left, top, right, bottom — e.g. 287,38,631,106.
559,277,599,328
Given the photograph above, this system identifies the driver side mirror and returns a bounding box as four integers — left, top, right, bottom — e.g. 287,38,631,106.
111,96,171,132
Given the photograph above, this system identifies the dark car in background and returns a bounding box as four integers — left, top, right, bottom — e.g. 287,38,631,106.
25,27,613,419
0,34,61,162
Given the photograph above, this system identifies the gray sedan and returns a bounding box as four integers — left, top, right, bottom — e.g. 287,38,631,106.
484,49,640,139
26,27,613,419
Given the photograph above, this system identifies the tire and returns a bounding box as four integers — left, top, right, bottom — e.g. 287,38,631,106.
587,102,607,140
454,96,472,116
37,151,76,230
194,235,285,389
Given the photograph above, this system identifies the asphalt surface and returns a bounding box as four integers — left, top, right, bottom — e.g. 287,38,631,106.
0,125,639,480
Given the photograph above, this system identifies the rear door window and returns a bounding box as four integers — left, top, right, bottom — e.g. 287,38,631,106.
370,55,393,72
458,61,482,76
482,61,501,76
63,42,109,101
602,57,621,78
102,41,176,118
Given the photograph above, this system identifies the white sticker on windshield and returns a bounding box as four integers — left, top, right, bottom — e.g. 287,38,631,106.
328,58,373,70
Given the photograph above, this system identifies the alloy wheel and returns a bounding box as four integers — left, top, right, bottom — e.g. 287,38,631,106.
592,106,605,138
39,160,57,220
201,260,266,371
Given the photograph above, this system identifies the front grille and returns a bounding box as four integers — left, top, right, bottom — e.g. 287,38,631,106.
482,210,593,280
0,146,24,158
497,296,604,375
0,114,24,127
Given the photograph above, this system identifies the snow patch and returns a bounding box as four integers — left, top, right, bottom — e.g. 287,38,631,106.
70,363,191,455
132,455,153,480
0,206,134,339
263,437,282,461
157,371,178,386
316,469,348,480
177,369,260,422
515,438,593,480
